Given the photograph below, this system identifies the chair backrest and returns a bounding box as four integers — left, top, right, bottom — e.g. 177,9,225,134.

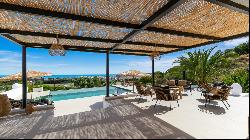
135,82,144,95
202,83,230,100
167,80,176,86
218,86,231,100
160,85,170,94
177,80,187,86
154,87,167,100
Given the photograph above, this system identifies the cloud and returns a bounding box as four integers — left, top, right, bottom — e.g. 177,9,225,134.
124,57,179,73
27,54,40,59
28,63,69,68
223,36,249,47
0,50,21,64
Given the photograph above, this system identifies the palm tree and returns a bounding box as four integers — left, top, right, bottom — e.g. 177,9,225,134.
177,47,228,85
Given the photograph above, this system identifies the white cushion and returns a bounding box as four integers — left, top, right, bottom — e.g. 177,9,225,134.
230,83,242,96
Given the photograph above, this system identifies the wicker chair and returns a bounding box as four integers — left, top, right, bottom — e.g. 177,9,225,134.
166,80,176,87
135,82,153,101
202,84,231,109
154,86,179,109
177,80,192,92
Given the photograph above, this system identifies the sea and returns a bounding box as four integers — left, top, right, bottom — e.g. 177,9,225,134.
0,74,117,79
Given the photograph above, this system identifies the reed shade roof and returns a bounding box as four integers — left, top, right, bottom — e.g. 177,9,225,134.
0,10,132,40
0,0,248,56
152,0,249,38
129,31,211,46
0,0,168,24
0,70,52,81
10,34,115,49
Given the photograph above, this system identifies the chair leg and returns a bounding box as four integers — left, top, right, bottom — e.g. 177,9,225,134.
222,100,229,110
225,100,230,107
177,100,179,107
138,95,142,101
154,99,158,108
205,97,207,107
170,102,172,110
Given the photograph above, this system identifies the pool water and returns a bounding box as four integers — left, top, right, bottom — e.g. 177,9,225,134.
50,86,129,101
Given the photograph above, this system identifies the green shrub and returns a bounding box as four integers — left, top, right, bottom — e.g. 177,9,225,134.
234,42,249,55
223,69,249,93
139,76,152,86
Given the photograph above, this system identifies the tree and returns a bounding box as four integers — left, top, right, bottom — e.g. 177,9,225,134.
223,68,249,93
139,76,152,86
234,42,249,55
165,66,185,80
154,71,165,85
176,47,228,85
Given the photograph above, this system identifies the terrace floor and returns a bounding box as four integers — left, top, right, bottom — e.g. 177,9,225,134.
0,90,249,139
125,91,249,139
0,98,194,139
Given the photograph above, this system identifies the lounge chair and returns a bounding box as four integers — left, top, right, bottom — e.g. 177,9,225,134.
201,84,231,109
153,86,179,109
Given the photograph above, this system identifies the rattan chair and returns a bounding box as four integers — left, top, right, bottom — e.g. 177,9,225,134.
166,80,176,87
154,86,179,109
135,82,153,101
202,84,231,109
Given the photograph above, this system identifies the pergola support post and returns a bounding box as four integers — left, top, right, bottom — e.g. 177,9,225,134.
22,46,27,109
152,58,155,87
106,51,110,97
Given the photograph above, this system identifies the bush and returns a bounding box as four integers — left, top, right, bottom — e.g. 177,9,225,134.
42,85,64,91
139,76,152,86
28,84,44,92
234,42,249,55
223,69,249,93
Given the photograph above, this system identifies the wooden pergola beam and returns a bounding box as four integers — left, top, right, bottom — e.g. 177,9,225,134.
0,34,163,56
0,29,184,49
24,43,164,54
205,0,249,15
29,46,150,56
162,32,249,55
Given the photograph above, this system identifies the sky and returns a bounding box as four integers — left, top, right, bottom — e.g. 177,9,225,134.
0,35,249,75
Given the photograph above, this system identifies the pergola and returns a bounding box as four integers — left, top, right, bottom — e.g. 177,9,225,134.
0,0,248,108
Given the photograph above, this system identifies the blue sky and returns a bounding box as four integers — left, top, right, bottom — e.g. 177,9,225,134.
0,35,248,75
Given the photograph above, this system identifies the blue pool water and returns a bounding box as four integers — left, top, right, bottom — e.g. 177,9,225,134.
50,86,129,101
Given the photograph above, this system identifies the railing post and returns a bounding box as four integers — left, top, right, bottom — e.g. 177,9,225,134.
22,46,27,109
106,51,110,97
152,58,155,87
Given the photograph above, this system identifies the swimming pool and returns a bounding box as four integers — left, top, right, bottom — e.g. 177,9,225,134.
49,86,130,101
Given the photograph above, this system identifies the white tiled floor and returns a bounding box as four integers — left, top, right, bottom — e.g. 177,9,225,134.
126,91,249,139
52,90,249,139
